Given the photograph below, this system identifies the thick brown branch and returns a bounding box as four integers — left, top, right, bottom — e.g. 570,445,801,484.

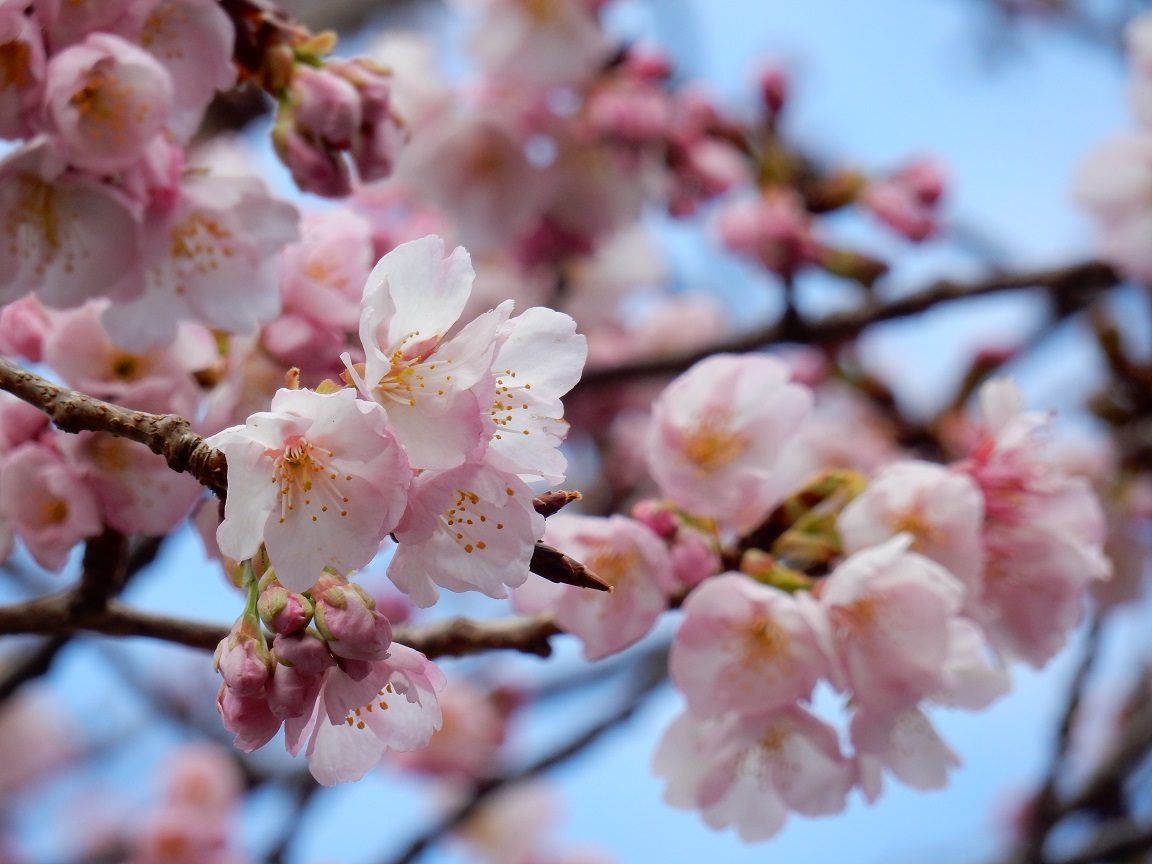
579,260,1119,387
0,590,564,659
0,357,228,495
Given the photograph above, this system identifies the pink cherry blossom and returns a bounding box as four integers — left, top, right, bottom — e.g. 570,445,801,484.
851,706,960,803
400,114,547,254
42,303,213,415
43,32,174,173
838,460,985,589
0,6,45,140
482,306,587,483
464,0,610,89
61,432,203,536
391,679,509,779
347,235,504,469
670,573,830,718
389,456,544,606
128,0,237,141
0,142,143,310
1073,134,1152,281
102,169,299,348
207,387,411,592
961,379,1111,666
513,514,675,660
647,353,813,532
0,441,103,571
818,535,968,712
284,643,445,785
653,706,854,842
714,189,819,276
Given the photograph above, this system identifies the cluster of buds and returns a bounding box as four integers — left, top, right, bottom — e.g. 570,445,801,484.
215,564,441,785
273,56,407,197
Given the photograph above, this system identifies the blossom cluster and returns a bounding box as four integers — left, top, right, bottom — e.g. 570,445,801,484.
208,234,586,782
504,353,1110,841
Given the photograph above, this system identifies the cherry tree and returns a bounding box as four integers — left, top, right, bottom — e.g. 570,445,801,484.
0,0,1147,862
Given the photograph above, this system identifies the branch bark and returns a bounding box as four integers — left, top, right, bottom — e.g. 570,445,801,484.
578,260,1119,387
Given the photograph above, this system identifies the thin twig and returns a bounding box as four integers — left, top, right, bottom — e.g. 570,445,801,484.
578,260,1118,387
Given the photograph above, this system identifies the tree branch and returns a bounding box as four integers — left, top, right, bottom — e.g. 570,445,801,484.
579,260,1119,387
0,589,564,659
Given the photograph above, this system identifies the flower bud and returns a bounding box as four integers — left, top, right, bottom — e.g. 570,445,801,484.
258,582,314,635
213,619,272,697
216,685,281,752
312,575,392,662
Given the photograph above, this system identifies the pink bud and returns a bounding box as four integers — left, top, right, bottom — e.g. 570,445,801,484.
291,65,362,148
266,664,324,720
0,297,50,361
213,624,272,697
272,119,353,197
272,631,336,675
258,583,314,635
757,64,790,116
631,499,678,539
312,576,392,662
216,685,281,752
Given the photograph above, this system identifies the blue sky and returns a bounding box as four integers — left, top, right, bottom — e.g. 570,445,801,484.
8,1,1151,862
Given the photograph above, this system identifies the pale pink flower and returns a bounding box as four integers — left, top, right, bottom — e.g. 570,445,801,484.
129,0,237,140
0,391,49,452
0,142,143,309
715,189,819,276
860,158,946,242
513,514,675,660
347,235,503,469
401,114,546,254
43,33,174,173
0,6,45,140
61,432,202,536
962,379,1111,666
851,706,960,803
647,354,812,532
102,170,299,348
653,706,854,842
207,387,411,592
0,441,102,571
819,536,968,712
389,456,544,606
265,209,374,371
42,303,212,415
482,305,587,484
670,573,830,718
464,0,610,89
285,643,445,785
838,460,985,589
0,295,51,360
0,685,79,797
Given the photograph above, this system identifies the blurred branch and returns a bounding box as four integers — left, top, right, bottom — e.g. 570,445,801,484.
0,589,565,658
0,534,162,702
385,649,668,864
579,260,1119,388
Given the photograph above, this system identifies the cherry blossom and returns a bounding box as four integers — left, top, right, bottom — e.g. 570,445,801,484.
653,706,854,842
647,353,813,532
207,387,411,592
513,514,675,660
284,643,445,785
389,456,544,606
348,234,505,469
670,573,830,718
